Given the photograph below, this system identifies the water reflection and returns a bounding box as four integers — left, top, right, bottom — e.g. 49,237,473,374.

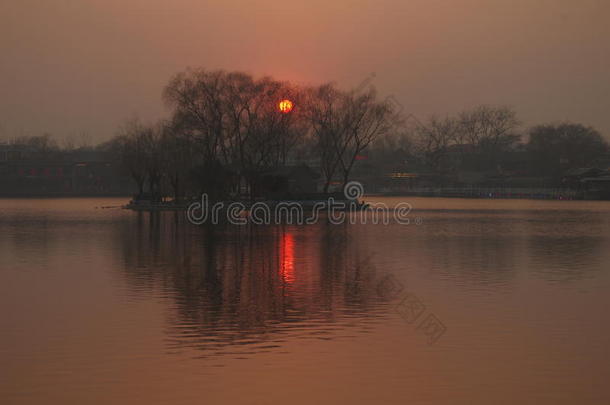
523,209,608,282
115,214,389,358
2,198,610,404
110,204,610,358
396,206,610,287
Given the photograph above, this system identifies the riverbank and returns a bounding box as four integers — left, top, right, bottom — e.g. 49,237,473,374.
368,187,609,200
124,198,369,212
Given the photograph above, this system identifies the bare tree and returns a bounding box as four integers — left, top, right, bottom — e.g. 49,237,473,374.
337,88,394,186
305,84,394,191
457,106,521,172
305,83,348,192
10,133,59,155
163,69,227,167
414,115,459,174
457,106,520,149
141,124,164,201
159,122,198,202
113,119,150,197
164,69,307,198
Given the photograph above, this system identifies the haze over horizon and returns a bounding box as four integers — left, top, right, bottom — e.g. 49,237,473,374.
1,0,609,144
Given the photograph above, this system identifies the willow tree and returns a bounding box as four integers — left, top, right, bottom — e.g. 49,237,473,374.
306,84,394,192
163,68,306,198
113,119,150,197
414,115,459,175
339,87,394,186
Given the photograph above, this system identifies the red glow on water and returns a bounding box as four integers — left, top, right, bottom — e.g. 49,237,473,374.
280,233,295,284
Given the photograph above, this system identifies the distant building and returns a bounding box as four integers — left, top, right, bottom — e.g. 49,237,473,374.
562,168,610,199
581,175,610,200
0,145,135,196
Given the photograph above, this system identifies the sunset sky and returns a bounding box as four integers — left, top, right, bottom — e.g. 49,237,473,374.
1,0,609,143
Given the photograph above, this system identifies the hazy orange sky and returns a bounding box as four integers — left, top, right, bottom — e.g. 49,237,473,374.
1,0,609,143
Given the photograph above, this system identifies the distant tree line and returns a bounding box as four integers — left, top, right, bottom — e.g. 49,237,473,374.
365,106,609,186
5,69,608,197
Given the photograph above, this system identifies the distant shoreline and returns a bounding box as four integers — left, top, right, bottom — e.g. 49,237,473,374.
0,193,132,198
1,190,609,202
366,188,608,201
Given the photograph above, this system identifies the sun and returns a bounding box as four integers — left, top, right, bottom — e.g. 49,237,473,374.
278,99,294,114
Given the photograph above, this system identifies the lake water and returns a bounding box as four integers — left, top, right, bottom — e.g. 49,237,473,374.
1,197,609,404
